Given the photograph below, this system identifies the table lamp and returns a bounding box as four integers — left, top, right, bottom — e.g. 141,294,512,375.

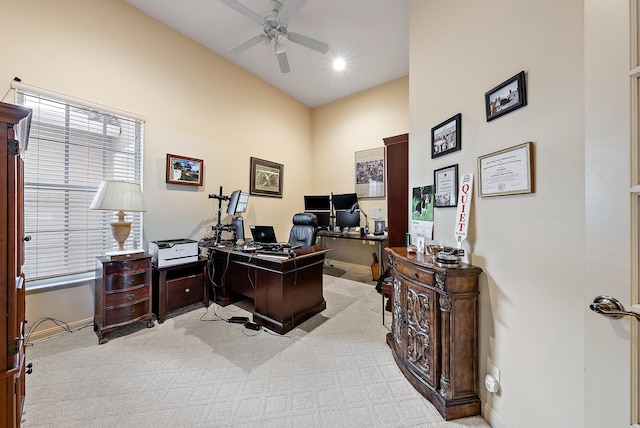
90,180,146,254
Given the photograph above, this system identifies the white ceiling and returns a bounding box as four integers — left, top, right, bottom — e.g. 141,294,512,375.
125,0,409,108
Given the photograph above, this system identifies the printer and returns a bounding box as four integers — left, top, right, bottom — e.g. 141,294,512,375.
148,239,199,267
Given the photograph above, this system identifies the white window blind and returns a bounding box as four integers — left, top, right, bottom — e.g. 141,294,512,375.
15,88,144,284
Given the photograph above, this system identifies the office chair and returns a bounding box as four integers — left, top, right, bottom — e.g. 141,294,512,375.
288,213,318,246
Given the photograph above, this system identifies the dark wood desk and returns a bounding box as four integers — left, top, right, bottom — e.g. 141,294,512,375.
209,245,330,334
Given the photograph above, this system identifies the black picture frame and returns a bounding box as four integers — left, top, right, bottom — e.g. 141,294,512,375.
433,164,459,207
485,70,527,122
431,113,461,159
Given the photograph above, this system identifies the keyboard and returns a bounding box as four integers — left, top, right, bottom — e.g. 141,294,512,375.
255,249,296,258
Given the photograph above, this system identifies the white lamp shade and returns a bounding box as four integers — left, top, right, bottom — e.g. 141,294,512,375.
90,180,147,212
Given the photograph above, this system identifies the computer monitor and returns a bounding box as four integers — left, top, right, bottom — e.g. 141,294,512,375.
335,210,360,229
332,193,358,211
304,195,331,211
227,190,249,216
305,211,330,229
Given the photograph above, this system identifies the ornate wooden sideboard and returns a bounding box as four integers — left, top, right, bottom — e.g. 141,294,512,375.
1,102,32,428
385,247,482,420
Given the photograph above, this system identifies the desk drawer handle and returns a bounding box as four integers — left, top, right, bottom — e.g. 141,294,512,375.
124,294,134,301
185,288,191,293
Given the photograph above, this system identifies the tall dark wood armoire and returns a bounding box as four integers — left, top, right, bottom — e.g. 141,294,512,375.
0,102,32,428
384,133,409,248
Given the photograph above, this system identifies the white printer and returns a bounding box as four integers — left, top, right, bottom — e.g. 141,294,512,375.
148,239,199,267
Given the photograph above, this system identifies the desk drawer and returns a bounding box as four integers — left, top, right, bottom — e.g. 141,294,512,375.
104,300,149,325
105,284,149,308
395,259,434,286
166,274,204,311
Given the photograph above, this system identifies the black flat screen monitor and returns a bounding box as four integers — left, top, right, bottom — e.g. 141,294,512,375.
306,211,330,229
304,195,331,211
332,193,358,211
335,210,360,229
227,190,249,216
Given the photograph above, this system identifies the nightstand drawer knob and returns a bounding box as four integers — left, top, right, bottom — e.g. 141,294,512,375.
185,288,190,293
412,272,418,278
124,294,134,301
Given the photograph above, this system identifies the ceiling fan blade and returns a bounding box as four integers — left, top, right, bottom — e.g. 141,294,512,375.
275,45,291,73
287,32,329,54
220,0,265,25
278,0,306,26
229,34,266,55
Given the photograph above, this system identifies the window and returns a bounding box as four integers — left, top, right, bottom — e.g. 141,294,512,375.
15,87,144,286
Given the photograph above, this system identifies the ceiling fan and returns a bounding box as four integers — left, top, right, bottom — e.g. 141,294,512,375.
220,0,329,73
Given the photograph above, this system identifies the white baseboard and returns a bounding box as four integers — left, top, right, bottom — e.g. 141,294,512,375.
26,317,93,343
483,402,510,428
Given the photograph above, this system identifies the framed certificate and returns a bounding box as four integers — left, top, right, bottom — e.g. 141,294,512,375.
433,164,458,207
477,142,534,197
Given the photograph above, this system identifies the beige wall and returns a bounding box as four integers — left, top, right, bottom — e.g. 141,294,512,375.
3,0,407,338
410,0,591,426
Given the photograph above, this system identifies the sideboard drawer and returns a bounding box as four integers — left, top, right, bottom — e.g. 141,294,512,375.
104,258,150,276
395,259,434,286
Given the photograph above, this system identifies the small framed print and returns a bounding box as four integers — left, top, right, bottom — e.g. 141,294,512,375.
166,154,203,186
250,157,283,198
485,70,527,122
431,113,461,159
434,164,458,208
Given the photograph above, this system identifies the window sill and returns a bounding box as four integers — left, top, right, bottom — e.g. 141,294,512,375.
26,272,94,294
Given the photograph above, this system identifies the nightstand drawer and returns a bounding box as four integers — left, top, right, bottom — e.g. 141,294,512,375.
166,274,204,311
104,271,148,292
104,300,150,326
104,258,150,276
104,284,149,308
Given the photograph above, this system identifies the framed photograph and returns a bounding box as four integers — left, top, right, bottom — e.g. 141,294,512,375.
166,153,203,186
250,157,283,198
478,141,534,197
411,185,434,222
433,164,458,207
431,113,461,159
355,147,385,198
485,70,527,122
373,220,386,235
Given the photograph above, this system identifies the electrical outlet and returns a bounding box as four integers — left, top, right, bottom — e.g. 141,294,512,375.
490,364,500,383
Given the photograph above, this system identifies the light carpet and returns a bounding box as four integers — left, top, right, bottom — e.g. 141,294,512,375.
21,275,489,428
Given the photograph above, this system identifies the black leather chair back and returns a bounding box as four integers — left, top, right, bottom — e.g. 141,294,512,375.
288,213,318,246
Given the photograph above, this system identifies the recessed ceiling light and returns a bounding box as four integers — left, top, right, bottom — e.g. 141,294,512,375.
333,58,346,71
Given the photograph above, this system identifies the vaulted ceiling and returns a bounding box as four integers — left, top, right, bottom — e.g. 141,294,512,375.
125,0,409,108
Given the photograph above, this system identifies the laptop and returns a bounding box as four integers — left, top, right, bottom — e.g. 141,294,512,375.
249,225,288,247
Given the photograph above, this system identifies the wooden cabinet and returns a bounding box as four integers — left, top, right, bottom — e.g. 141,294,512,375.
0,102,32,428
385,247,482,420
152,258,209,324
94,254,154,344
383,134,408,248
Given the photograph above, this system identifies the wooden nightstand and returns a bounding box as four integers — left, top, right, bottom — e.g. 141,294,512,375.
94,253,154,344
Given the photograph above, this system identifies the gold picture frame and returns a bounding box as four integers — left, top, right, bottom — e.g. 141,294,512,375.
478,142,534,197
166,153,203,186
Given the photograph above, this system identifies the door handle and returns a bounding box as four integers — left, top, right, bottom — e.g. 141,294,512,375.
589,295,640,322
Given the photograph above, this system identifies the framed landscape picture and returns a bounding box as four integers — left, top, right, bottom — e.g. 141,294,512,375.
166,154,203,186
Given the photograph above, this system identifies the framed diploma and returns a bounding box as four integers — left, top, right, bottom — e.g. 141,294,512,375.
477,142,534,197
433,164,458,207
